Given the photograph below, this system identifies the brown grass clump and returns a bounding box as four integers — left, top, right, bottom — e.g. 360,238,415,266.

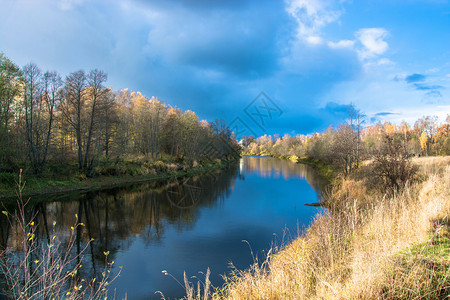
212,156,450,300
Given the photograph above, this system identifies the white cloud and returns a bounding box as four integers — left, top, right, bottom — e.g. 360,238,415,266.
306,36,324,45
286,0,342,45
58,0,84,11
377,58,395,66
426,67,439,73
375,105,450,125
355,28,389,59
328,39,355,49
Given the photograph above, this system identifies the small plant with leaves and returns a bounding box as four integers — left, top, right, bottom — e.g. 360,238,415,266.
0,170,121,299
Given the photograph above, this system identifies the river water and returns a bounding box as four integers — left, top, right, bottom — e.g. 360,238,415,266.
0,156,326,299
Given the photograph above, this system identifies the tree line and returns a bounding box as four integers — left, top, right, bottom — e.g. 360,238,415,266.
0,53,239,176
243,107,449,187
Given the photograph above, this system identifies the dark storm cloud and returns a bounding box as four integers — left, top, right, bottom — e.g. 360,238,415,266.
136,0,252,11
425,90,442,98
405,73,426,83
139,0,290,79
413,83,443,91
404,73,443,99
0,0,363,136
369,111,400,124
375,112,399,116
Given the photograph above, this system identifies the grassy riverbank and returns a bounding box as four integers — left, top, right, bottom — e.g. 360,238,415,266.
0,156,237,202
210,156,449,299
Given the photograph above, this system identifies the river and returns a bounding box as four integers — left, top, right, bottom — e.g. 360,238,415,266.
0,156,326,299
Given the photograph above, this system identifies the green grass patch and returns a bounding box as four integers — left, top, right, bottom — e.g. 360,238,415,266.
296,157,335,181
385,234,450,299
398,234,450,262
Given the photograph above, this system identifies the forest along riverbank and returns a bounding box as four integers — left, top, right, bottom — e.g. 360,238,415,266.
0,157,238,203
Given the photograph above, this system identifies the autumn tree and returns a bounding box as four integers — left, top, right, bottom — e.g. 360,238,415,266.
414,115,438,155
97,89,117,158
60,69,109,174
432,115,449,155
0,54,23,171
60,70,87,169
419,132,428,155
162,106,182,157
114,89,133,159
179,110,201,161
207,119,239,160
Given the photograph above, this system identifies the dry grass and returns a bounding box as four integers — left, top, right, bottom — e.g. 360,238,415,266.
212,156,450,299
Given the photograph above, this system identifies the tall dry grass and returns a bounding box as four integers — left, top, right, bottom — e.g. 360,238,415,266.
212,156,449,299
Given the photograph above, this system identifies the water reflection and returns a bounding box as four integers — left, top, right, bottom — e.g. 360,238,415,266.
0,157,325,299
241,155,327,196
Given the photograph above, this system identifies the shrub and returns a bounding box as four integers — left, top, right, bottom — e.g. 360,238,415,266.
371,134,418,192
153,160,167,173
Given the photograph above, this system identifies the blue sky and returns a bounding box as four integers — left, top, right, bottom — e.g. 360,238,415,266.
1,0,449,137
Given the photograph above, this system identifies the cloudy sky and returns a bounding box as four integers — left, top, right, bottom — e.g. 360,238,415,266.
1,0,449,137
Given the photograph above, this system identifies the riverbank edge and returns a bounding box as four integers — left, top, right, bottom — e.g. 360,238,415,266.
215,156,450,299
0,158,239,204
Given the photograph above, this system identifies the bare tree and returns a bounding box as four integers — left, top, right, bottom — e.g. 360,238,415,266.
23,63,62,174
371,134,417,191
331,124,358,175
60,70,87,170
59,69,108,174
347,104,365,168
84,69,108,172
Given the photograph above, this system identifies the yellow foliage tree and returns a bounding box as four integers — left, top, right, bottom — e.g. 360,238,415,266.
419,131,428,154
